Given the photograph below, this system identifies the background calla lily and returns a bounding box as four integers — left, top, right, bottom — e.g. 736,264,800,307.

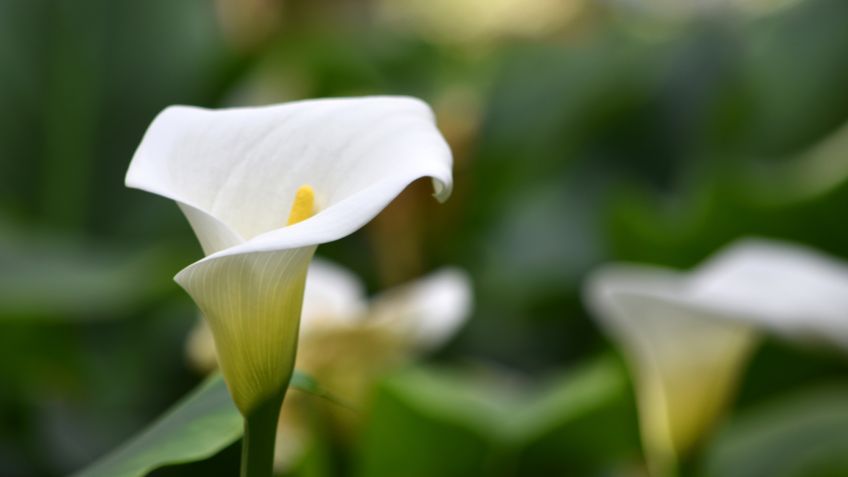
126,97,452,429
584,238,848,476
187,258,473,470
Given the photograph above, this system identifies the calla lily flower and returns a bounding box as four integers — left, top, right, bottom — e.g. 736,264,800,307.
126,97,453,474
584,239,848,476
187,258,473,470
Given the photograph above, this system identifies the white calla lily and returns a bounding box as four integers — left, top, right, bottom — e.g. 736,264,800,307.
585,239,848,476
127,97,453,475
369,267,473,351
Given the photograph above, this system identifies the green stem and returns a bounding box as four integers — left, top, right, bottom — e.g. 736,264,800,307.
240,393,286,477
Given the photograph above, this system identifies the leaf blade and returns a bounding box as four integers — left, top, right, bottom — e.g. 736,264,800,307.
72,374,241,477
72,370,339,477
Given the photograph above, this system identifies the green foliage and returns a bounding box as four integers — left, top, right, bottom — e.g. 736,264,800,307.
71,371,334,477
356,367,509,477
704,385,848,477
0,227,179,320
356,358,640,477
4,0,848,475
508,358,641,475
71,374,241,477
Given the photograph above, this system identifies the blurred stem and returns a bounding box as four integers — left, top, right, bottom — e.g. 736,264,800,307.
676,463,693,477
678,446,705,477
240,392,285,477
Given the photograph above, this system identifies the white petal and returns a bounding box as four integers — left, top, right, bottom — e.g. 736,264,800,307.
175,246,316,414
126,96,453,255
300,258,367,333
688,239,848,348
177,203,243,255
369,268,473,351
585,239,848,472
585,265,758,474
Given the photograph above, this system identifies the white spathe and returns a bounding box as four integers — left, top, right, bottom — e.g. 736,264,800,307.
298,259,473,350
585,238,848,475
369,267,473,351
127,97,452,256
127,97,453,415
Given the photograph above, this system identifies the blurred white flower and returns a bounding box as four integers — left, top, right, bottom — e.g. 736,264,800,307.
187,258,473,469
377,0,585,46
126,96,453,418
584,239,848,475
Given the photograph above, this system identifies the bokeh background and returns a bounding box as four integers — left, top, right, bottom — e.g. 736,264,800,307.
3,0,848,475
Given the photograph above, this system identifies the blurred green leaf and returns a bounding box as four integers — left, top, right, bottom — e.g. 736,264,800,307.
355,366,508,477
356,358,639,477
743,0,848,154
509,357,642,475
290,370,356,411
704,384,848,477
71,373,240,477
72,371,333,477
0,229,178,319
604,113,848,270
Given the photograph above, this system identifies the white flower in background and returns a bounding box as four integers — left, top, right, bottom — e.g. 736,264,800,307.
187,258,473,469
126,96,453,421
377,0,584,46
584,239,848,476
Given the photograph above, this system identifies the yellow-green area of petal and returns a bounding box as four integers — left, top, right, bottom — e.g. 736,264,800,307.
176,246,317,416
287,185,315,225
637,321,757,477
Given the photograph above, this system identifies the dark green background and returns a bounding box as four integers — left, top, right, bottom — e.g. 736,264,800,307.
2,0,848,475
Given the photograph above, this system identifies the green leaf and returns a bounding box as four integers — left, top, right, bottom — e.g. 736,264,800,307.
356,366,507,477
0,226,178,320
291,370,354,410
508,357,642,475
72,370,334,477
71,373,241,477
355,358,638,477
704,384,848,477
